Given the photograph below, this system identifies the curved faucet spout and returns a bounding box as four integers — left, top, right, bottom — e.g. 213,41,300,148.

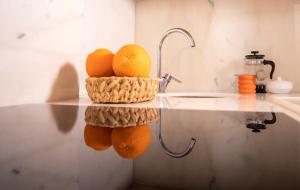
157,28,196,92
158,28,195,92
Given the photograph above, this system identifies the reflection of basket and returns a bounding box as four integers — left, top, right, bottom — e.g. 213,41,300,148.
85,106,159,128
86,77,159,103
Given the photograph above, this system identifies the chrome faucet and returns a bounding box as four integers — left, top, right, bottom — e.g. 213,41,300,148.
158,28,196,92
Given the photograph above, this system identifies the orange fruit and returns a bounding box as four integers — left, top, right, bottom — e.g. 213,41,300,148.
112,44,151,77
112,124,150,159
86,48,114,77
84,124,112,151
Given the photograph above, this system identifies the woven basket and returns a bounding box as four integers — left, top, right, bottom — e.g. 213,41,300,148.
86,76,159,103
85,106,159,128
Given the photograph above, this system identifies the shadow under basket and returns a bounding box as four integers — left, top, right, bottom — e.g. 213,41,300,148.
86,76,159,103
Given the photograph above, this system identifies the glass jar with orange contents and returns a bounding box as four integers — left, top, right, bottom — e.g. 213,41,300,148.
237,74,256,94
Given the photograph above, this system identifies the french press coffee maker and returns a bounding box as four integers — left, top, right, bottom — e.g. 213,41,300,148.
245,51,276,93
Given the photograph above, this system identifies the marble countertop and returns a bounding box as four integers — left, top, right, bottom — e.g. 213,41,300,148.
3,97,300,189
48,93,300,122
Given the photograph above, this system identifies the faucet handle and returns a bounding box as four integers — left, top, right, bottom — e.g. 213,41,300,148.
162,73,182,83
169,75,182,83
159,73,182,92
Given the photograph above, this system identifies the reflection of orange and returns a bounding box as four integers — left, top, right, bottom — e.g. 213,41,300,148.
112,125,150,159
84,124,112,151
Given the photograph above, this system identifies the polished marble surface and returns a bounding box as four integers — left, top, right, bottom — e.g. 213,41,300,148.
269,94,300,117
48,92,300,124
50,93,281,112
1,104,300,190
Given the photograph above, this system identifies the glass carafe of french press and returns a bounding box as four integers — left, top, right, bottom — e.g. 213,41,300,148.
245,51,276,93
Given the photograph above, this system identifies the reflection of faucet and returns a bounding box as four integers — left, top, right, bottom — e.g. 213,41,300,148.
158,110,196,158
158,28,196,92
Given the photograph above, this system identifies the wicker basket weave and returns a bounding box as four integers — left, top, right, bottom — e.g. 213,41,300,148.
86,77,159,103
85,106,159,128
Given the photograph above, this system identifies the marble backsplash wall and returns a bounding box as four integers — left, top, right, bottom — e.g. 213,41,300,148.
136,0,300,92
0,0,135,106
